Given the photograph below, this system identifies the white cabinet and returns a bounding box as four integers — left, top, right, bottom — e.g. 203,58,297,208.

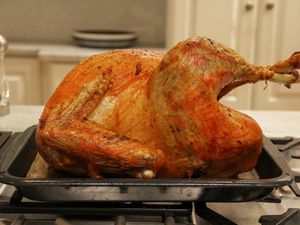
193,0,257,110
5,56,78,105
5,42,101,106
252,0,300,110
42,61,77,103
5,57,41,105
166,0,300,110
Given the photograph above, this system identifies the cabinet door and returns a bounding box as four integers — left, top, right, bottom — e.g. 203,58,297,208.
166,0,259,109
194,0,258,109
166,0,195,49
5,57,41,105
252,0,300,110
42,62,77,103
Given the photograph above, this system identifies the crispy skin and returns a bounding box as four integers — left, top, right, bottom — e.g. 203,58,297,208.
36,37,300,178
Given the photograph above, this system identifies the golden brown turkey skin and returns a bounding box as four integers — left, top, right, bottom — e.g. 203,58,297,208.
36,50,166,178
150,38,264,178
36,37,300,178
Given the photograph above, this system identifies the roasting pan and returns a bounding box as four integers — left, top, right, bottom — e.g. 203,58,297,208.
0,126,298,202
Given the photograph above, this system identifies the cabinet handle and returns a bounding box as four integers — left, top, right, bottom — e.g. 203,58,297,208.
245,2,254,11
266,2,274,10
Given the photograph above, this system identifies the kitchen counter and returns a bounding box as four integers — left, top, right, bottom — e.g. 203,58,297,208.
0,105,300,137
7,42,166,63
7,42,114,62
0,105,43,132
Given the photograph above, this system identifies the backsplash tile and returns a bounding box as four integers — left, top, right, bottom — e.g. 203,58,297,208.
0,0,166,47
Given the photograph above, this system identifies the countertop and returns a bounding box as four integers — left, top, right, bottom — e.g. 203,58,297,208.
0,105,300,137
7,42,166,63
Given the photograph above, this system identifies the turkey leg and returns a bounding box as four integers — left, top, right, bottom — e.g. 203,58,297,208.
218,52,300,99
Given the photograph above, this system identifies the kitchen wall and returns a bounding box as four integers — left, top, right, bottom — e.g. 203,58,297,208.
0,0,166,47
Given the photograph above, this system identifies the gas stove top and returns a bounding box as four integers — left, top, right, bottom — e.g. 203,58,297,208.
0,131,299,225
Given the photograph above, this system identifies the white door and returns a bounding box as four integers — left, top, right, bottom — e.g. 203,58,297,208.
42,61,76,103
252,0,300,110
5,57,41,105
169,0,259,109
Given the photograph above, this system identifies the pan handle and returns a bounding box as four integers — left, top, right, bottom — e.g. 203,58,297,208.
0,126,36,178
289,170,300,197
0,133,19,174
264,137,300,197
0,132,13,160
289,181,300,197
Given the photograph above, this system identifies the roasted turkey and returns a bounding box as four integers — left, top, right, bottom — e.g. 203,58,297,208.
36,37,300,179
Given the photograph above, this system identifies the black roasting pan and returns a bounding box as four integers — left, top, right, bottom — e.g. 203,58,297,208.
0,126,298,202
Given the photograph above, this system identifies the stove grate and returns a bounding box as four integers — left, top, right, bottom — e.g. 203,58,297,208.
270,137,300,183
259,208,300,225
